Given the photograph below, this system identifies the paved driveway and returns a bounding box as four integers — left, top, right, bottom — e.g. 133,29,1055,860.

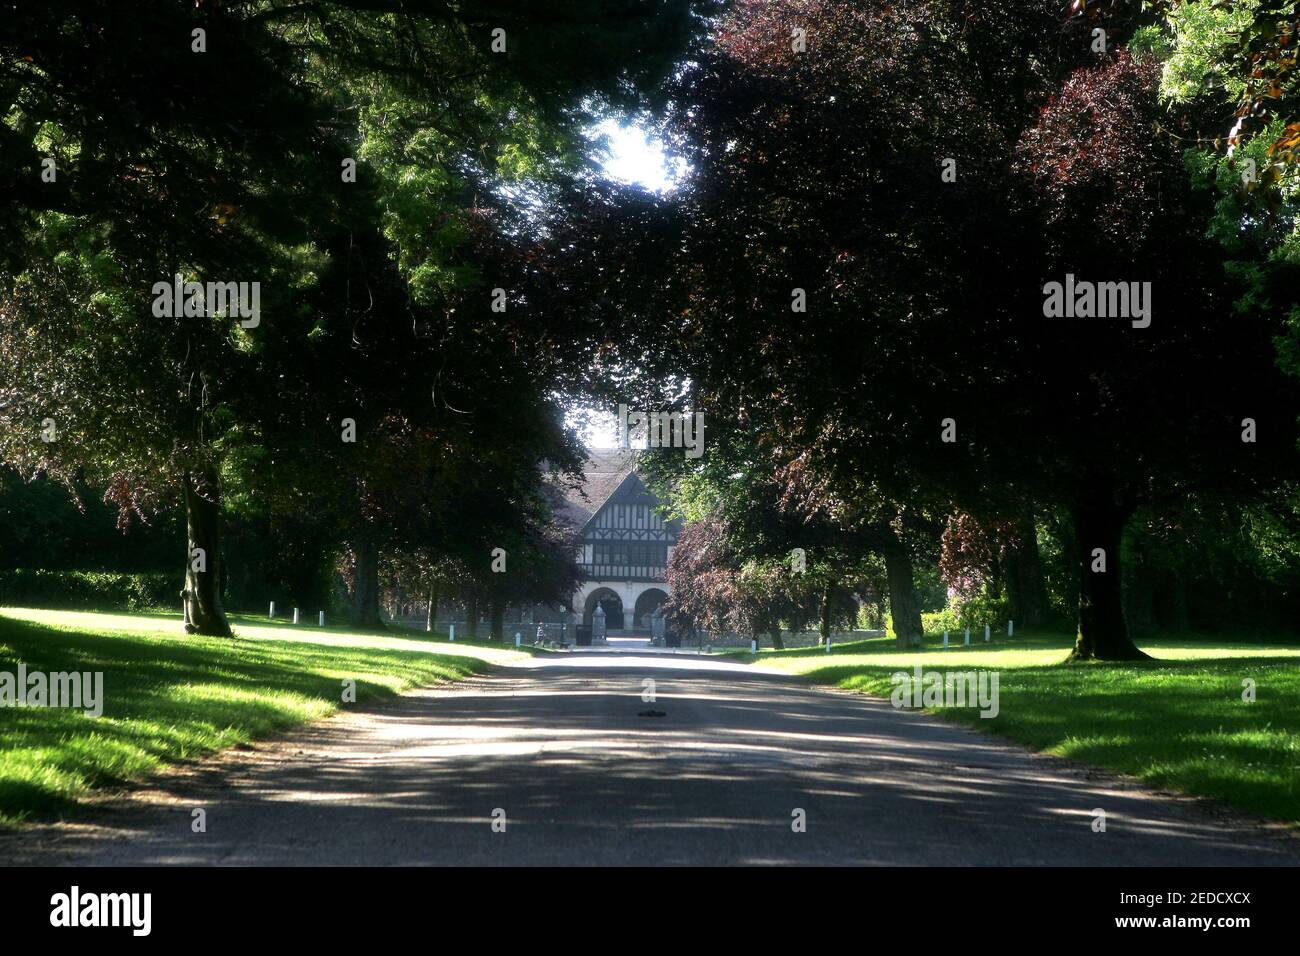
21,653,1300,865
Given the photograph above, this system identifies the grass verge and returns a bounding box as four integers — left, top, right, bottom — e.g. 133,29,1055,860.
738,629,1300,825
0,606,539,825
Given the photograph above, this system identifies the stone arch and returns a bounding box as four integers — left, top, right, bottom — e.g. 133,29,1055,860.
583,587,624,629
632,587,669,628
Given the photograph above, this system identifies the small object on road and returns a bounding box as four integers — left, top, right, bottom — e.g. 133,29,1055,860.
638,709,666,717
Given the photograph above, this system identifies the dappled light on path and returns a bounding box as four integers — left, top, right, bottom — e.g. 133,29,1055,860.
24,655,1300,866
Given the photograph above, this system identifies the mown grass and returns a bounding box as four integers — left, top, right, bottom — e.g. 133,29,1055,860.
738,629,1300,825
0,607,538,825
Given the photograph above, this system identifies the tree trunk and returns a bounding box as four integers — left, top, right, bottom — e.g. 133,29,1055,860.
425,580,440,633
489,600,504,641
1004,549,1024,626
1067,476,1150,661
1015,513,1050,628
770,627,785,650
182,470,232,637
881,534,924,648
1005,511,1049,628
467,596,479,638
348,531,382,629
819,581,833,646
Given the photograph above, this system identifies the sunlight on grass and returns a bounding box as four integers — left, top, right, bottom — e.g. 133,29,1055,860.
0,606,536,824
745,629,1300,824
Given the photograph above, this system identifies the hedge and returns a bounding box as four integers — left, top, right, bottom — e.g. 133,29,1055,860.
0,569,180,612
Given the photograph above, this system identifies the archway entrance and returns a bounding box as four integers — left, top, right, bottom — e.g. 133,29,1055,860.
633,588,668,628
584,588,624,629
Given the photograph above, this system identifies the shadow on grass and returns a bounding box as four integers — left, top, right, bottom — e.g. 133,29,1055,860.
788,652,1300,824
0,612,493,824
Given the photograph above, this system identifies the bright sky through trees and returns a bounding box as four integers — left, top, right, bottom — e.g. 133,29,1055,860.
590,117,685,192
570,118,684,448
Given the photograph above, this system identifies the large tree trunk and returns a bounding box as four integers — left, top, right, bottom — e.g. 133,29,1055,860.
769,626,785,650
881,533,924,648
182,470,232,637
489,600,504,641
348,531,382,629
1067,476,1150,661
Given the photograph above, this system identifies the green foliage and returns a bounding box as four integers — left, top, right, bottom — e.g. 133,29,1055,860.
920,592,1008,634
2,1,712,636
1127,23,1174,63
0,470,178,572
1158,0,1259,103
0,570,179,612
921,606,961,636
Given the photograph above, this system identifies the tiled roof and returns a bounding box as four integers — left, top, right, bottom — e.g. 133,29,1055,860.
554,448,637,531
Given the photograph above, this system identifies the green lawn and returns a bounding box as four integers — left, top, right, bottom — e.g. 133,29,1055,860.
0,607,539,825
740,630,1300,825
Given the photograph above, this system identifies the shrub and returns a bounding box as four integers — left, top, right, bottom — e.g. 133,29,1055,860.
921,605,960,636
0,569,179,611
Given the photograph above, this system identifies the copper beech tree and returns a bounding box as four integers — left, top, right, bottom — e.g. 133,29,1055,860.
625,0,1300,659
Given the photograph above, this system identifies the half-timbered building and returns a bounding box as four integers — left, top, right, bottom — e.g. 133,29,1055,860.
558,449,679,633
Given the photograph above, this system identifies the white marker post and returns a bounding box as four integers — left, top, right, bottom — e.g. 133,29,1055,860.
943,630,949,648
984,624,990,643
449,624,455,642
825,633,832,654
293,607,300,625
515,632,521,647
319,611,325,627
1008,619,1014,637
751,639,757,653
964,627,970,646
269,601,276,619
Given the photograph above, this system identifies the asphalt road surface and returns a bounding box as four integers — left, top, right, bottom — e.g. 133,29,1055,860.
22,652,1300,866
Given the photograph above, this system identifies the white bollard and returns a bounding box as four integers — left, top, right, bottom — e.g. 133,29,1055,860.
449,624,455,642
751,639,757,653
293,608,300,625
1008,619,1014,637
825,634,832,654
963,627,970,646
984,624,990,642
269,601,275,619
943,630,949,648
515,632,521,647
319,611,325,627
